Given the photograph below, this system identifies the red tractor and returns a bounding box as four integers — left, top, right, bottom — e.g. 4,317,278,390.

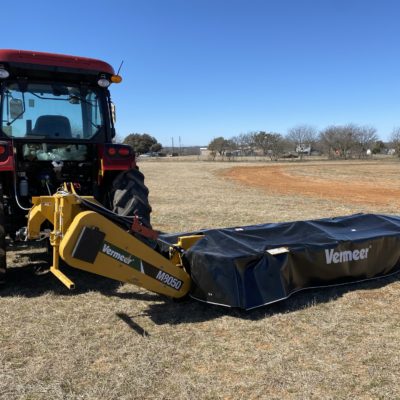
0,49,151,281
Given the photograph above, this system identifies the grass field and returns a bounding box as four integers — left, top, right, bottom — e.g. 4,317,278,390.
1,159,400,399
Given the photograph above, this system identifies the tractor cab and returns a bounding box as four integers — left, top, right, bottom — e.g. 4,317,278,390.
0,50,148,248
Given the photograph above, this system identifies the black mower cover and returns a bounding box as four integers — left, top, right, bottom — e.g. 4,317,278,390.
160,213,400,310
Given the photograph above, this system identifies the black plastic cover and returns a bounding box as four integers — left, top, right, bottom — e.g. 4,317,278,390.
159,214,400,310
72,226,105,264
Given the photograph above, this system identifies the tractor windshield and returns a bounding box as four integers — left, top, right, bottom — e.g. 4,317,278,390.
1,82,104,140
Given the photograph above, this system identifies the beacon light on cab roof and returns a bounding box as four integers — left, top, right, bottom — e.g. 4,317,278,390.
111,75,122,83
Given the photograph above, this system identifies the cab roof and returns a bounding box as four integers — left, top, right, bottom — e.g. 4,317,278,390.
0,49,115,75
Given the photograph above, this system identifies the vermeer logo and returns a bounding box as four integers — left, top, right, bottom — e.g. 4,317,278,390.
101,242,140,270
325,247,370,265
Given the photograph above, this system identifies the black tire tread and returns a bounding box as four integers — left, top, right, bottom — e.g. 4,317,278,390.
0,200,6,283
111,168,152,227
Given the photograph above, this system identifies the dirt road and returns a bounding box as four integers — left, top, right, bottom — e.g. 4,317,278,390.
223,162,400,208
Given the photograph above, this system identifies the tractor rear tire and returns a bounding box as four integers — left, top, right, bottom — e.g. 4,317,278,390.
111,168,152,227
0,197,6,284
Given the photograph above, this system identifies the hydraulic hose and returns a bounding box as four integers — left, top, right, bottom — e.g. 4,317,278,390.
72,193,136,229
13,173,30,211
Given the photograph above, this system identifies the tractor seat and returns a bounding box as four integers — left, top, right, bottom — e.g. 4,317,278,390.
31,115,72,138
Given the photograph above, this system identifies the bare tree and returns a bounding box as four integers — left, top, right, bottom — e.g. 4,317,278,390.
319,124,358,159
232,133,253,156
268,133,285,161
224,139,238,160
353,126,378,158
390,127,400,157
286,125,317,159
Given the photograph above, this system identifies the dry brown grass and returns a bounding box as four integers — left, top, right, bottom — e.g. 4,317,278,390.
1,159,400,399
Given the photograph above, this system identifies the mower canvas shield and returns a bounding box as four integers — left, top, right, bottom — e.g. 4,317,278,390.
160,213,400,310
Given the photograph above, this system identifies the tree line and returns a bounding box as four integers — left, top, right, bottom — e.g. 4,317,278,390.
120,125,400,159
208,124,399,160
122,133,162,154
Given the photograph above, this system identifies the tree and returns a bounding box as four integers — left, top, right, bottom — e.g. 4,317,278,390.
224,139,238,160
286,125,317,159
353,126,378,158
390,127,400,157
372,140,386,154
268,133,285,160
252,131,284,160
232,133,254,156
150,142,162,153
123,133,162,154
319,124,378,159
253,131,272,156
208,137,230,156
319,124,358,159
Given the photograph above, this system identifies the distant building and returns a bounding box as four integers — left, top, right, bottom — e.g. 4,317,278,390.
295,144,311,155
200,147,211,157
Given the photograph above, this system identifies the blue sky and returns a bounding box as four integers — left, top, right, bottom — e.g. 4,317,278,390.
4,0,400,146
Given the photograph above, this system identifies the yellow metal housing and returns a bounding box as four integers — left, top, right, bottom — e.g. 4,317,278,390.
60,210,191,297
26,189,192,298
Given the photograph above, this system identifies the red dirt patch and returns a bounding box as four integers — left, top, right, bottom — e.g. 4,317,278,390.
223,164,400,208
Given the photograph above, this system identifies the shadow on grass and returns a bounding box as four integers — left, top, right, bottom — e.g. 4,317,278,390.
3,246,399,324
143,272,400,325
116,312,151,336
1,248,159,302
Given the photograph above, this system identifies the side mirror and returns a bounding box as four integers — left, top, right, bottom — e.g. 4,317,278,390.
10,99,23,119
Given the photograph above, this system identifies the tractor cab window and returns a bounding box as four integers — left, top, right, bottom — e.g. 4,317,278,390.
1,82,104,139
